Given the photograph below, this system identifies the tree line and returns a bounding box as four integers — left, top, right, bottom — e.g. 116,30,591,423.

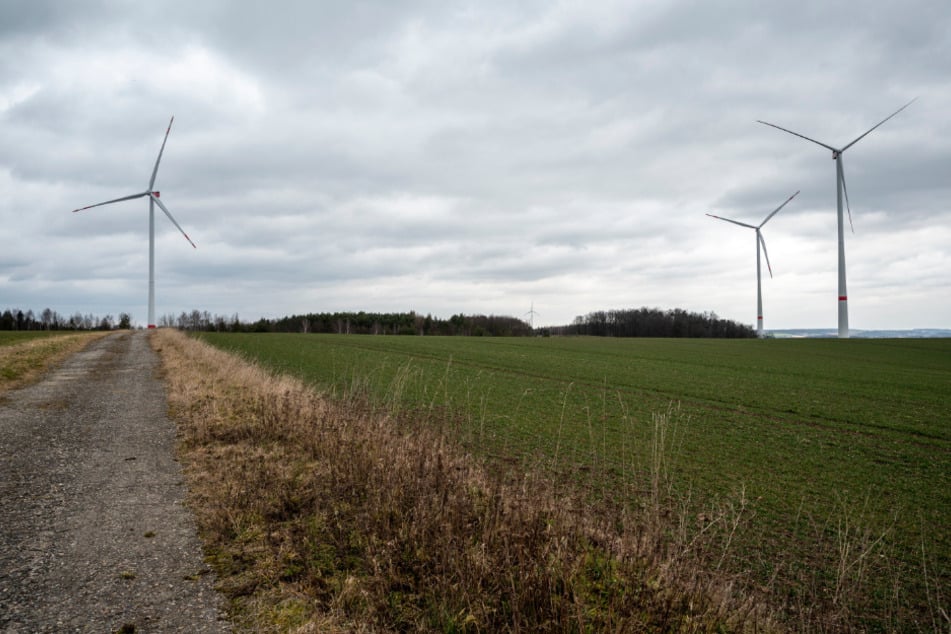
3,306,756,338
551,307,757,338
164,307,754,338
161,310,534,337
0,308,131,331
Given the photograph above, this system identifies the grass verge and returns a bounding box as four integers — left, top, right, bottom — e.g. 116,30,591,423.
154,328,780,632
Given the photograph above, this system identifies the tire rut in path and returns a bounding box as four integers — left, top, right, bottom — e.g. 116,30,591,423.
0,331,229,633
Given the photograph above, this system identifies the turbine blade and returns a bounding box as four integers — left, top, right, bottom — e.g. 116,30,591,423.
840,162,855,234
72,191,149,212
706,213,755,229
757,120,837,152
149,116,174,191
759,190,800,228
150,194,196,248
759,231,773,278
841,98,917,153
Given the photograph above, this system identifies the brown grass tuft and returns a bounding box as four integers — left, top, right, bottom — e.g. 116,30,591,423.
154,328,782,632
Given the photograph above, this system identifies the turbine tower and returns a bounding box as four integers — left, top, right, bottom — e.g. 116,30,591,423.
707,191,798,335
758,99,915,338
72,117,196,328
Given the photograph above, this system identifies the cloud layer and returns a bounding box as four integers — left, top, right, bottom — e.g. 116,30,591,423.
2,0,949,329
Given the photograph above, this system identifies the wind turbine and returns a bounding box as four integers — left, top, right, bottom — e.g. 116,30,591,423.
757,99,915,338
707,190,799,336
524,301,539,330
72,116,196,329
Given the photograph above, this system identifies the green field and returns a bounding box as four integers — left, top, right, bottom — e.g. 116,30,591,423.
196,333,950,619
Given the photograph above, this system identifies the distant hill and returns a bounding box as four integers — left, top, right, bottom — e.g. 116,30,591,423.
768,328,951,339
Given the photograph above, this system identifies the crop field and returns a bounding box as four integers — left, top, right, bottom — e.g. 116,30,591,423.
196,332,949,620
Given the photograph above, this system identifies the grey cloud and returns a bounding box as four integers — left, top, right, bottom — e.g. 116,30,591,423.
1,0,949,329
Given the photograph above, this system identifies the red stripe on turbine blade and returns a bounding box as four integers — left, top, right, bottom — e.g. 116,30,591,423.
838,296,848,301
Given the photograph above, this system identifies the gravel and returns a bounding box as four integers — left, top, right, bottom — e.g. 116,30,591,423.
0,331,230,633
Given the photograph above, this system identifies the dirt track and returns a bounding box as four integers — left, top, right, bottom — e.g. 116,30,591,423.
0,331,229,633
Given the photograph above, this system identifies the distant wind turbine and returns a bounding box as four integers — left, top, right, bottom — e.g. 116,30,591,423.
757,99,915,338
707,190,799,336
525,302,539,329
72,116,196,329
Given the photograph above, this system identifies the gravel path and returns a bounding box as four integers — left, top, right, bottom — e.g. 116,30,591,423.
0,331,230,633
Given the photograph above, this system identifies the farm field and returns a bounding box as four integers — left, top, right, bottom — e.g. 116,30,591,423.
196,332,950,622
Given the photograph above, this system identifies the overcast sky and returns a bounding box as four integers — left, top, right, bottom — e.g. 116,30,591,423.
1,0,948,330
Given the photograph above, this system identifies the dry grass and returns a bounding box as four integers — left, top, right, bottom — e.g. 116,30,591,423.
0,331,111,396
154,328,781,632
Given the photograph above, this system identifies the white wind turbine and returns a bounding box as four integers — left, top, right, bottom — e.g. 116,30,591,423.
525,301,539,329
707,190,799,336
72,116,196,329
758,99,915,338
